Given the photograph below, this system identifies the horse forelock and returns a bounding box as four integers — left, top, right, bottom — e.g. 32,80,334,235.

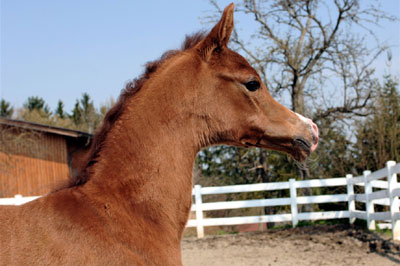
67,32,207,188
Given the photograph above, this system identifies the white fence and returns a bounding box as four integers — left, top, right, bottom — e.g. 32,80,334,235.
0,194,40,205
1,161,399,240
186,161,400,239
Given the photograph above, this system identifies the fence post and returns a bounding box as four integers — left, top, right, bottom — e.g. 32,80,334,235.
364,170,375,230
14,194,23,206
194,185,204,238
387,161,400,240
289,179,298,228
346,174,355,224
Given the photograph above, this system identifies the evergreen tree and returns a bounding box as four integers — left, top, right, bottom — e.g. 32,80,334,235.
55,100,66,119
20,96,52,124
70,100,83,126
24,96,50,114
0,99,13,118
70,93,102,133
354,75,400,171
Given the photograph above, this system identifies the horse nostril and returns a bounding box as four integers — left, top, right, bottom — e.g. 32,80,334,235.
307,120,319,144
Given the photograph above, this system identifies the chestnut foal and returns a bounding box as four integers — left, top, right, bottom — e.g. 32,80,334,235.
0,4,318,265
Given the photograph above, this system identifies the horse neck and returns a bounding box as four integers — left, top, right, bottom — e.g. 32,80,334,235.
81,59,207,238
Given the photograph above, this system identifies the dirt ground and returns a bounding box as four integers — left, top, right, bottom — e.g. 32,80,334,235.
181,224,400,266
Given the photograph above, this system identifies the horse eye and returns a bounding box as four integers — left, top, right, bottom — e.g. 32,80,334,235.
244,80,260,92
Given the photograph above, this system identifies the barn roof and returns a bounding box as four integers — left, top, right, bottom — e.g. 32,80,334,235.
0,118,92,139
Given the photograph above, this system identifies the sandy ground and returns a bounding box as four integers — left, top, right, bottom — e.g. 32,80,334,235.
181,225,400,266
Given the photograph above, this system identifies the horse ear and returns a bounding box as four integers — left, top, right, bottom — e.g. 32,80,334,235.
198,3,234,60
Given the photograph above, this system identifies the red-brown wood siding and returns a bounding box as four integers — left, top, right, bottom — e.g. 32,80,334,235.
0,131,70,197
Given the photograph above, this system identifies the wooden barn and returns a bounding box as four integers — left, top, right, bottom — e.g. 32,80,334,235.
0,118,91,197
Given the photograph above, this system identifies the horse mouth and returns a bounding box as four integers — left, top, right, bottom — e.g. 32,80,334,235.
294,138,311,155
240,137,311,162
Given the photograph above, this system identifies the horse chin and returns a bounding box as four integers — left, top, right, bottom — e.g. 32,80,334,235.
289,149,308,162
278,142,309,162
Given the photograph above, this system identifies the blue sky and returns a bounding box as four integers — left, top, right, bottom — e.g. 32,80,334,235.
1,0,399,112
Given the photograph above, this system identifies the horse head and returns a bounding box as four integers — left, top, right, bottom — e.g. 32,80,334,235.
184,3,319,161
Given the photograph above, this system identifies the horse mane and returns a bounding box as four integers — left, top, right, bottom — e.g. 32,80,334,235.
68,32,206,187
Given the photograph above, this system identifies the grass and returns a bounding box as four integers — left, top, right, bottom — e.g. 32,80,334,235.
215,229,239,235
275,219,391,233
297,219,347,227
184,218,394,239
269,218,348,230
374,226,393,237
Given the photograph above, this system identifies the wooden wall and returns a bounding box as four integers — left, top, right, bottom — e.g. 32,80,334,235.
0,129,70,197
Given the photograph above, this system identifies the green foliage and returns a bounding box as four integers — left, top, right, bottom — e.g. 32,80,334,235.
353,75,400,172
309,118,354,178
70,100,82,125
196,146,299,215
20,96,52,124
55,100,66,119
195,73,400,216
69,93,103,133
196,146,299,186
196,75,399,188
374,226,393,237
215,230,238,235
0,99,14,118
24,96,50,114
13,93,113,133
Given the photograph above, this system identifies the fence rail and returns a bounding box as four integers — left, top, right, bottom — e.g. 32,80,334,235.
186,160,400,239
1,161,399,240
0,195,40,205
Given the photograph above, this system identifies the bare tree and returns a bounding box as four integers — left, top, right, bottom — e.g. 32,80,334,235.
201,0,397,213
207,0,395,119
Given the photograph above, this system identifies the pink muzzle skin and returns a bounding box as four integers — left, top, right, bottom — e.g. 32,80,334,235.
305,118,319,152
293,112,320,153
